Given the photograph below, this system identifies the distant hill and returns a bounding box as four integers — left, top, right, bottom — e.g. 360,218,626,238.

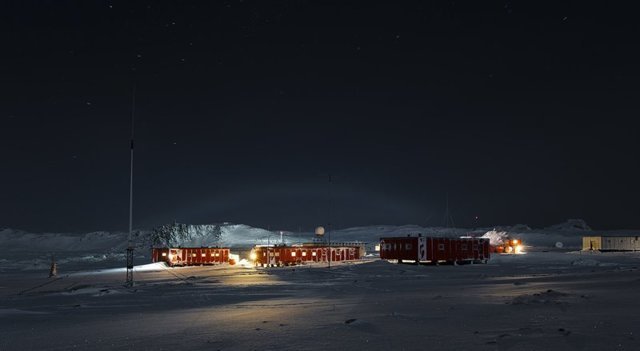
0,219,600,253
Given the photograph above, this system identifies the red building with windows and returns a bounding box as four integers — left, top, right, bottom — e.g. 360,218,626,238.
380,235,490,264
152,247,230,266
251,243,365,267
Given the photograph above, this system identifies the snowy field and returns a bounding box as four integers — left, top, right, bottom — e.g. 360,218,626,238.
2,221,640,350
3,252,640,350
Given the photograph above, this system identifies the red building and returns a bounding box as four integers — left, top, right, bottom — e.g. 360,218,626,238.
380,236,490,264
152,247,230,266
251,243,365,267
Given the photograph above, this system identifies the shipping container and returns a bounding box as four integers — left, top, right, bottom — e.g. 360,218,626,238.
582,236,640,251
379,236,490,264
152,247,230,266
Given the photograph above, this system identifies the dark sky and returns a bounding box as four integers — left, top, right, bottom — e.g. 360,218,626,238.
1,1,639,233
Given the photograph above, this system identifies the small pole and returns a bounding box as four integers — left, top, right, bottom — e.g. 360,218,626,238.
49,254,57,278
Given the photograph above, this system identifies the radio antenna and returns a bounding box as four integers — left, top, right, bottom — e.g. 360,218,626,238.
125,85,136,287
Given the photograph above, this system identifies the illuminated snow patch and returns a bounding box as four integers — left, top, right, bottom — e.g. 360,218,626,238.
71,262,167,276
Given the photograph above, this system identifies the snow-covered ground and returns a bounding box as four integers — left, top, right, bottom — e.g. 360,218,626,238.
2,251,640,350
2,220,640,350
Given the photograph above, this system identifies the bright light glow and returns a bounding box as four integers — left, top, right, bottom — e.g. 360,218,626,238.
512,239,519,245
161,252,167,257
238,258,253,268
312,252,317,256
201,253,206,257
302,252,307,256
192,253,197,257
249,251,257,261
515,245,524,254
229,253,240,264
291,252,297,257
505,246,513,254
375,244,381,252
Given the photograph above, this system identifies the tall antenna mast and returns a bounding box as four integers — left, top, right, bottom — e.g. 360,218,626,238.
125,85,136,287
328,173,332,269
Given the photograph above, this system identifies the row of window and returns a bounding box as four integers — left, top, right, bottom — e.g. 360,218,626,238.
191,252,222,257
382,243,478,251
262,249,355,258
606,239,640,243
262,251,321,257
160,252,223,258
382,243,413,250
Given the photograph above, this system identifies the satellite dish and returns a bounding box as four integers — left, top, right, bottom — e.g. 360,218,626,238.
315,226,325,236
555,242,564,248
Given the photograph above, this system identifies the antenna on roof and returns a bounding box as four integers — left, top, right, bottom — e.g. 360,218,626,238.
125,85,136,288
443,192,455,228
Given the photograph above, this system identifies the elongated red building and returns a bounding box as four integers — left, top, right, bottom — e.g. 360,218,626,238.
380,236,490,264
251,243,365,267
152,247,230,266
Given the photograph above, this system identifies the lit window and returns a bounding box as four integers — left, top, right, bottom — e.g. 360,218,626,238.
215,253,220,257
302,252,307,256
201,253,206,257
192,253,197,257
312,252,317,256
161,252,167,257
291,252,297,257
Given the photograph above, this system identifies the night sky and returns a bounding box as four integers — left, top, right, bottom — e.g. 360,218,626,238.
2,1,639,233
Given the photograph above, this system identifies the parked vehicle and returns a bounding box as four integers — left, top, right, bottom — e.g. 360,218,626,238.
491,237,524,254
